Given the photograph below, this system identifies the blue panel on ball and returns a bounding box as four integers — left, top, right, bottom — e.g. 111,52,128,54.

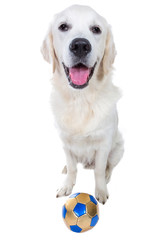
62,205,67,219
89,195,98,205
73,203,86,217
69,193,80,198
90,215,99,227
70,225,82,233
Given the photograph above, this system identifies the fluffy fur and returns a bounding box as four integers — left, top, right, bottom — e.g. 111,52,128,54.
41,5,124,204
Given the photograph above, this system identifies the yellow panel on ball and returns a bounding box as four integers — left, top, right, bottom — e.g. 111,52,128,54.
86,201,98,218
77,213,91,230
81,226,93,233
65,210,78,226
64,198,78,226
65,198,77,211
76,193,90,204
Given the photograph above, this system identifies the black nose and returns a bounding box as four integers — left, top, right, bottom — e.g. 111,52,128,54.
69,38,91,58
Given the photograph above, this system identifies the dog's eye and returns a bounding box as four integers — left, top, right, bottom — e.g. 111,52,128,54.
90,26,102,34
58,23,70,32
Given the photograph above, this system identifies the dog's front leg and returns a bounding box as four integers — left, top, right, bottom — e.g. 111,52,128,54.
94,146,111,204
56,148,77,197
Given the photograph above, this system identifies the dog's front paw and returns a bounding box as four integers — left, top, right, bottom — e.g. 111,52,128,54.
56,184,73,198
56,172,76,198
95,187,109,204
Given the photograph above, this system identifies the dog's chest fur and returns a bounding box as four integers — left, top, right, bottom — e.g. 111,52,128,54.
51,83,119,165
52,86,112,135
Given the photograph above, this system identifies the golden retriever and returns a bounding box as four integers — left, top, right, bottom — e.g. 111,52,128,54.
41,5,124,204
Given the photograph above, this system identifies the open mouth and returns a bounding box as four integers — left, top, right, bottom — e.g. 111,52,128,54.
62,62,96,89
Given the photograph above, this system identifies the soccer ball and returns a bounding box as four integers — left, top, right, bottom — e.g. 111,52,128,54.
62,193,99,233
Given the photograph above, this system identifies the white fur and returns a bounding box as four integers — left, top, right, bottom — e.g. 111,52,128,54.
41,5,124,204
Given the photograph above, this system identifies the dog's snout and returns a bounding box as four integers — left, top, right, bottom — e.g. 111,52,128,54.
69,38,91,57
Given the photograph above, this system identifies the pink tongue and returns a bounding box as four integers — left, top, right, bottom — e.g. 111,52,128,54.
69,67,90,86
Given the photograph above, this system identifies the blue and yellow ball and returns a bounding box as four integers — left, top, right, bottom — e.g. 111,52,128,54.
62,193,99,233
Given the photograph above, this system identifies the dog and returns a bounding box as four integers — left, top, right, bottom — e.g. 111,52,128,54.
41,5,124,204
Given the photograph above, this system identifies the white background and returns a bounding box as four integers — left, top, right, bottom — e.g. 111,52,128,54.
0,0,160,239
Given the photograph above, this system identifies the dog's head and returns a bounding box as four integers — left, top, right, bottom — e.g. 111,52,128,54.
41,5,116,89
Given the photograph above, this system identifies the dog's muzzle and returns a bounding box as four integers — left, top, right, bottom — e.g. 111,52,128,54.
62,38,96,89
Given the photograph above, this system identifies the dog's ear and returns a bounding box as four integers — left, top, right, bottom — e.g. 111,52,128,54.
41,25,55,72
102,26,116,74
